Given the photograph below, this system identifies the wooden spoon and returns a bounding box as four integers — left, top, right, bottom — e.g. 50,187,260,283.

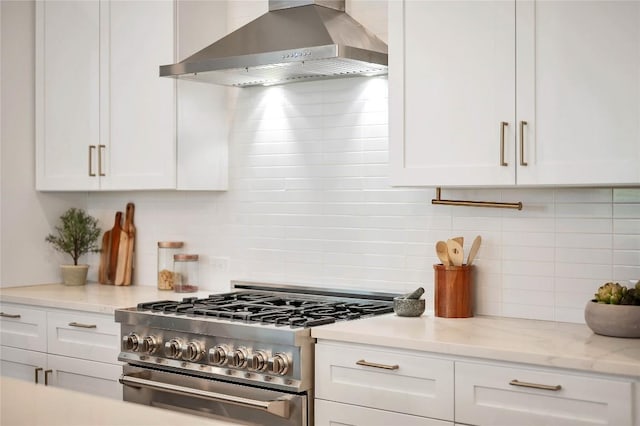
446,239,464,266
452,236,464,247
435,241,450,265
466,235,482,266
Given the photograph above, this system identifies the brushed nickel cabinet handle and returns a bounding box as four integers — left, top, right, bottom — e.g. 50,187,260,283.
500,121,509,166
356,359,399,370
0,312,21,319
509,379,561,391
34,367,43,384
68,321,97,329
98,145,106,176
89,145,96,176
519,121,528,166
44,369,53,386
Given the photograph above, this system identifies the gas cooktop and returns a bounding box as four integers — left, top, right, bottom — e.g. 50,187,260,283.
135,290,395,328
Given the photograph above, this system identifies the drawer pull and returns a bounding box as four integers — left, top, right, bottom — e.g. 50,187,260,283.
356,359,399,371
44,369,53,386
68,321,97,329
34,367,43,384
0,312,21,319
509,379,561,391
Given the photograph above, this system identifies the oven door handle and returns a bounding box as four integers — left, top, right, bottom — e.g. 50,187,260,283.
119,375,290,418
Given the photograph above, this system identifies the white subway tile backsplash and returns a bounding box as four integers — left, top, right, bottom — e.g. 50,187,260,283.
86,74,640,325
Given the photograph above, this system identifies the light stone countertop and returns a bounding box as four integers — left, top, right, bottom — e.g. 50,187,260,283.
0,376,233,426
311,313,640,378
0,282,214,314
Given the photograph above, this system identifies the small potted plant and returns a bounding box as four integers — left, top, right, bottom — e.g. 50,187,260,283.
584,281,640,338
45,208,101,286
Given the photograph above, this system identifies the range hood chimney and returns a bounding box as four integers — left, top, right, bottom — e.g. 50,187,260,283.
160,0,388,87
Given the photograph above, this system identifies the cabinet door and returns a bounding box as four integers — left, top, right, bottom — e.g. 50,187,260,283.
316,341,454,421
100,0,176,190
46,354,122,400
35,0,101,191
389,0,516,187
315,399,454,426
455,361,634,426
46,310,120,364
0,303,47,352
516,1,640,185
0,346,47,383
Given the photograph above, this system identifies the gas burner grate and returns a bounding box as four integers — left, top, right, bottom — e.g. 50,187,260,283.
135,291,394,327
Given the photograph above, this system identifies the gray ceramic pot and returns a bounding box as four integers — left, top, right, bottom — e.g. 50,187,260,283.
584,300,640,338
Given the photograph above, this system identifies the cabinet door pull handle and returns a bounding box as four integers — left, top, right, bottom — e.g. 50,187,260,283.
0,312,21,319
356,359,399,370
44,369,53,386
98,145,106,176
69,321,97,329
34,367,43,384
500,121,509,166
509,379,561,391
89,145,96,176
519,121,528,166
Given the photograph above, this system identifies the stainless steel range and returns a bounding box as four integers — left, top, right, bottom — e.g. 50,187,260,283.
115,281,397,426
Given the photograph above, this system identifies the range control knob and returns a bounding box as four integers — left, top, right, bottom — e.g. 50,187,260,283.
140,336,159,354
164,338,183,359
182,341,204,362
269,353,291,376
249,351,268,372
230,348,248,368
208,344,230,366
122,333,140,351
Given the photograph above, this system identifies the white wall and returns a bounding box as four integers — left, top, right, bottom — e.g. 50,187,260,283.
0,1,85,287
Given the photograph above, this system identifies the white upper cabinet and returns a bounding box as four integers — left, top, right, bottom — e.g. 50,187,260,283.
36,0,176,191
516,0,640,185
35,1,101,190
99,0,176,190
390,0,640,187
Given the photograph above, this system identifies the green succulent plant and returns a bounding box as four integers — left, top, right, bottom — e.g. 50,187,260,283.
594,282,640,305
45,208,101,266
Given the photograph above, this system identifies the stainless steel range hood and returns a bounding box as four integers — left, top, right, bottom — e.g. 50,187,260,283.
160,0,388,87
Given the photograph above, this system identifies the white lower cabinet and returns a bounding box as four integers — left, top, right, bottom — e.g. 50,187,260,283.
315,341,454,425
315,341,637,426
455,361,635,426
0,303,122,399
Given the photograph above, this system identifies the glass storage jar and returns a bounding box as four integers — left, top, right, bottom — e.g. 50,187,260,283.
173,254,199,293
157,242,183,290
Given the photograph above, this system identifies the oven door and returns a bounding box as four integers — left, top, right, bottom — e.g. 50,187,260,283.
121,365,309,426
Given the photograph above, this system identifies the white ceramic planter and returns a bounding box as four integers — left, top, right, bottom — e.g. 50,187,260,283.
60,264,89,286
584,300,640,338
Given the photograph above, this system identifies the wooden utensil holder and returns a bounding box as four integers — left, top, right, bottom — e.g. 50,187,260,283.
434,264,473,318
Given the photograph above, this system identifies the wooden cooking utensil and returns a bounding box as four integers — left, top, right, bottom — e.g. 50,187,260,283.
107,211,123,284
446,239,464,266
466,235,482,266
452,236,464,247
436,241,450,265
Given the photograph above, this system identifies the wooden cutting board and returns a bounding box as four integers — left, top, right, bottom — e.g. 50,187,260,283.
106,211,123,284
98,229,111,284
115,203,135,286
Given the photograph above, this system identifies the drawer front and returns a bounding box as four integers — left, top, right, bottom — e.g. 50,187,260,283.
47,354,122,400
315,341,454,421
0,303,47,352
315,399,454,426
455,361,634,426
47,310,120,364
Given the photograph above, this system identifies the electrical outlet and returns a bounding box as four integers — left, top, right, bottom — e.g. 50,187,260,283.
210,256,229,272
